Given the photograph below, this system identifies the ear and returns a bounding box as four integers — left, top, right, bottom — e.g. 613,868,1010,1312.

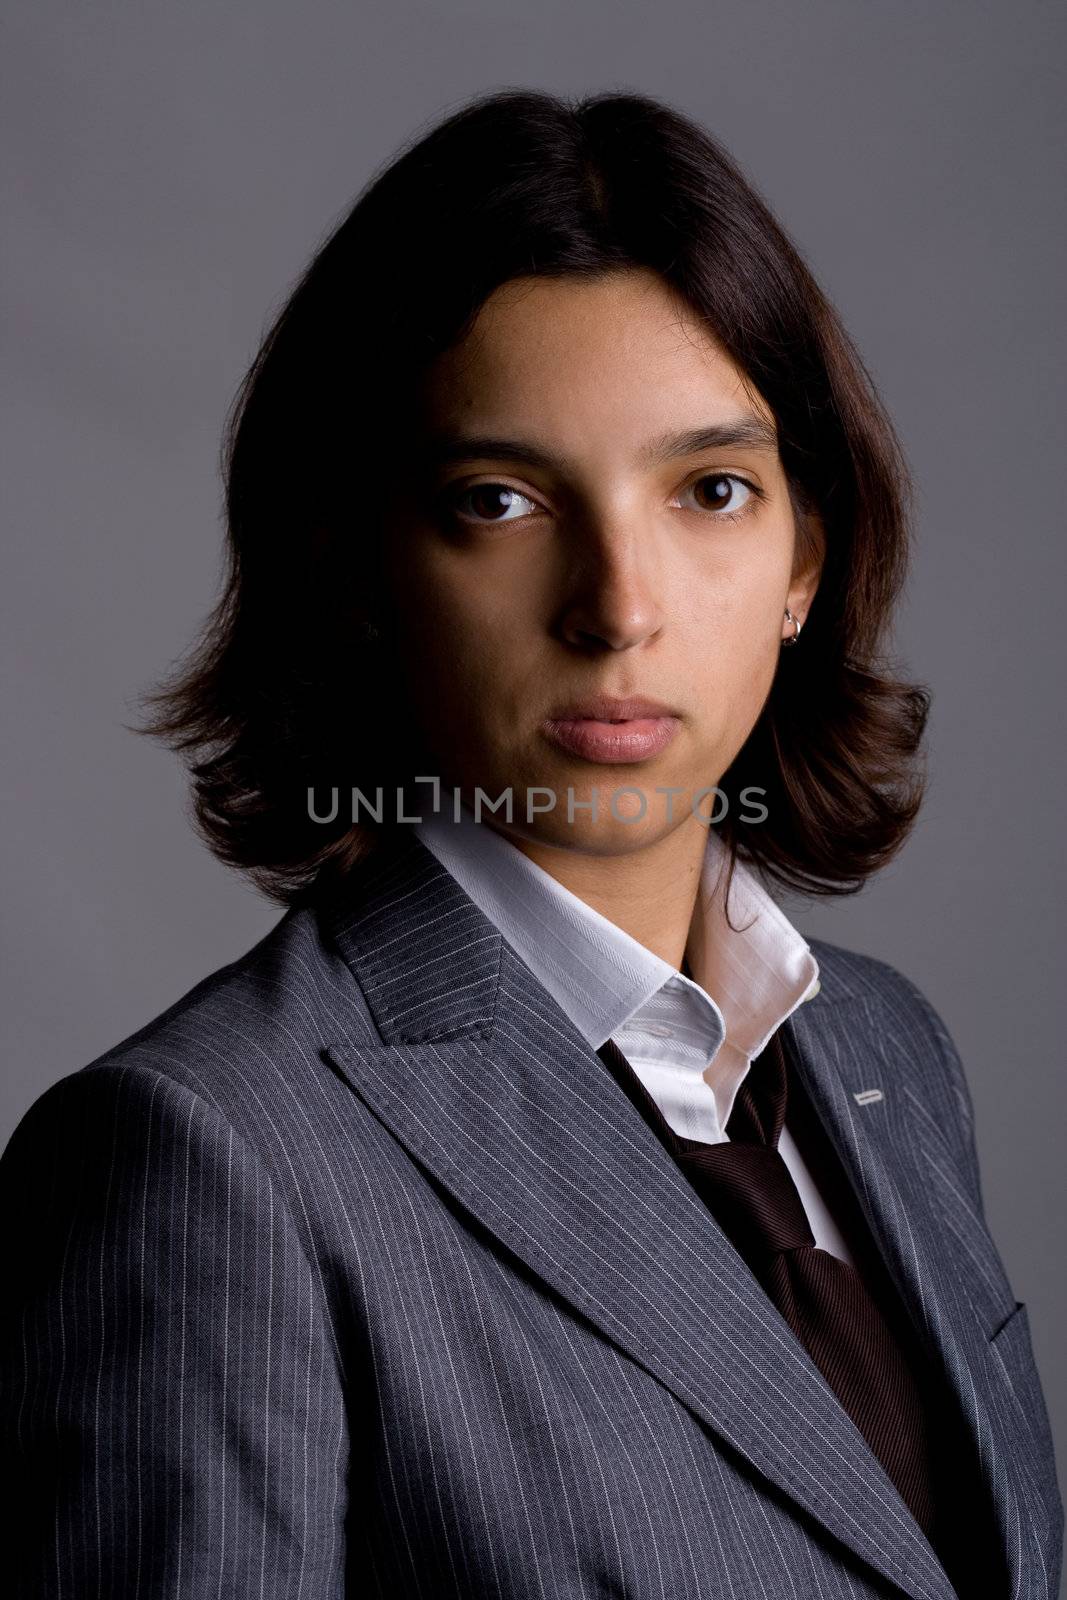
784,512,825,638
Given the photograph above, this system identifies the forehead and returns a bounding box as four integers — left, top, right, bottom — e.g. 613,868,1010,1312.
418,268,772,436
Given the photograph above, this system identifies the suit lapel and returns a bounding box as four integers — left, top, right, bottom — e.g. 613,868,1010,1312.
786,987,1047,1596
321,826,966,1599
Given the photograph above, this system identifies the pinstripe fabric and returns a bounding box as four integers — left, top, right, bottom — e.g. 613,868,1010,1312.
1,822,1061,1597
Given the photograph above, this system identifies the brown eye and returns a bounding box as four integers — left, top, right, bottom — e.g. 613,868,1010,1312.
684,473,755,515
451,483,538,523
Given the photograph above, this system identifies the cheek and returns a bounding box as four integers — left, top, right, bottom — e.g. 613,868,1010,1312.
683,557,783,649
401,546,540,664
390,562,529,731
680,579,784,726
392,555,473,652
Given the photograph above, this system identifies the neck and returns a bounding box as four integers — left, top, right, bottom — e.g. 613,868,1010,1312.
501,815,710,969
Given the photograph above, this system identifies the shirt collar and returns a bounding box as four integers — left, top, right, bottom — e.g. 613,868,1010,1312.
414,802,819,1067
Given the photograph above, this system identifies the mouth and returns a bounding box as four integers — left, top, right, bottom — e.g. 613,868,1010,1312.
541,695,682,766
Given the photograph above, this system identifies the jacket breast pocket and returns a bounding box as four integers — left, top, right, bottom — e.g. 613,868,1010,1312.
988,1301,1061,1536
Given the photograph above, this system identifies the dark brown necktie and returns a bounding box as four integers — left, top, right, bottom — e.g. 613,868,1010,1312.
597,1028,939,1539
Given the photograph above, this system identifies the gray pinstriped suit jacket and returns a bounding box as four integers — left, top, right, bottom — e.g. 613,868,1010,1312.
1,823,1061,1598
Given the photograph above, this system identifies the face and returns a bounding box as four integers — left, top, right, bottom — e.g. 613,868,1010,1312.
376,268,821,856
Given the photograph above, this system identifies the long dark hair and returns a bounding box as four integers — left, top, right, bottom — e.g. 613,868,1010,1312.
135,87,930,909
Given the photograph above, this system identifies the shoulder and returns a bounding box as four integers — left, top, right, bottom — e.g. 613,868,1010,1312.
806,934,951,1023
806,933,967,1055
4,902,378,1171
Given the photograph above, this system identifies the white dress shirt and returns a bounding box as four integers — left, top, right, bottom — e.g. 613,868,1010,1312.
415,803,853,1263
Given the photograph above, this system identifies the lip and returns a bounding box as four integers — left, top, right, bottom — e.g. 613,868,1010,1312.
542,695,681,765
547,695,678,721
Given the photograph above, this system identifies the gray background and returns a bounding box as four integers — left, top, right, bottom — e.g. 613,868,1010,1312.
3,0,1064,1567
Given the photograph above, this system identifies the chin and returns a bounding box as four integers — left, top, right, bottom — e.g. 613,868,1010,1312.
501,799,685,858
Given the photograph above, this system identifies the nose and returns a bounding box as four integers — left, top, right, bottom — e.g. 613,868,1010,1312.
555,517,666,653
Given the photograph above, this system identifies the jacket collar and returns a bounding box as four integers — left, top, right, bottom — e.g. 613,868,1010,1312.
413,801,819,1063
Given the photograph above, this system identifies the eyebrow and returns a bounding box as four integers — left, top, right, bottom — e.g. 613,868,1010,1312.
419,414,779,472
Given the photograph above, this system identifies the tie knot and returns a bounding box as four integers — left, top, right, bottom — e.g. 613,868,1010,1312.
725,1031,788,1146
675,1142,816,1256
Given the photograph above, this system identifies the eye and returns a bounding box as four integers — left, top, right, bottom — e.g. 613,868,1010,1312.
676,472,761,519
445,482,540,525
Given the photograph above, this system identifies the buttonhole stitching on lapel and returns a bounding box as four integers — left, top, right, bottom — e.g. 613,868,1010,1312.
853,1088,884,1105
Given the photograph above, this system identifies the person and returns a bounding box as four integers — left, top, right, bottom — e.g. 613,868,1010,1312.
0,87,1060,1599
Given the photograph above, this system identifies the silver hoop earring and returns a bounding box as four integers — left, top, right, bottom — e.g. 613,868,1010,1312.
781,609,802,647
